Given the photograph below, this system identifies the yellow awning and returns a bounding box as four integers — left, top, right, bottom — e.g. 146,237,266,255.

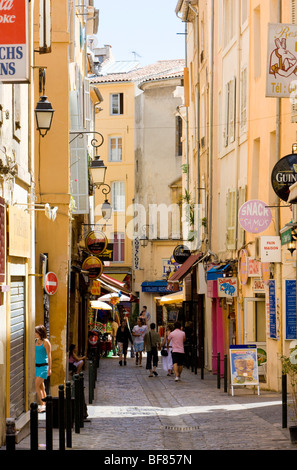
159,291,183,305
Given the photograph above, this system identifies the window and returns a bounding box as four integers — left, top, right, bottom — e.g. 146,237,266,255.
110,93,124,115
240,68,247,131
175,116,182,156
224,78,236,147
226,188,237,250
112,181,125,211
113,232,125,262
223,0,236,48
109,137,122,162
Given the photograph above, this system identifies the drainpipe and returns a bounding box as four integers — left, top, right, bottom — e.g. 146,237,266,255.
208,0,214,251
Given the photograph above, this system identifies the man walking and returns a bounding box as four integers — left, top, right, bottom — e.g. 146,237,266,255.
168,321,186,382
144,323,161,377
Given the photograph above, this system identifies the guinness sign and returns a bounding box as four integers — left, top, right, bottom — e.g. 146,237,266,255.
173,245,191,264
271,153,297,201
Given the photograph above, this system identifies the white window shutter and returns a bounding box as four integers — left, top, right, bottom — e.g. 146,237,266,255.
84,77,91,131
226,189,237,250
229,78,236,143
237,186,246,248
224,82,229,147
292,0,297,23
240,68,247,130
70,134,89,214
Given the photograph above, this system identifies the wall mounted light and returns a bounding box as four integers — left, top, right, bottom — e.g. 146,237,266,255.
15,203,58,221
100,184,112,221
288,230,297,256
34,95,55,137
140,224,153,247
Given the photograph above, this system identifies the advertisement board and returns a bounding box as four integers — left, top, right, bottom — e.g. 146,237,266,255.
0,0,29,82
230,345,260,396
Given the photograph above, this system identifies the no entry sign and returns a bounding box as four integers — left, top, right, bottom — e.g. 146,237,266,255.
44,271,58,295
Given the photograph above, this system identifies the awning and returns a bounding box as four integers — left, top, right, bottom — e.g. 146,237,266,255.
159,291,184,305
166,254,202,289
206,263,232,281
99,273,130,295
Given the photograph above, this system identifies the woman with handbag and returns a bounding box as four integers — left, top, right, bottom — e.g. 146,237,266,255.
161,324,173,376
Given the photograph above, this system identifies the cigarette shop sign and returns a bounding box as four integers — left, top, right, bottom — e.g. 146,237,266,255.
0,0,29,82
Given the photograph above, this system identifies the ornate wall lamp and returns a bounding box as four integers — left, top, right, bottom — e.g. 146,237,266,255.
34,69,55,137
288,231,297,256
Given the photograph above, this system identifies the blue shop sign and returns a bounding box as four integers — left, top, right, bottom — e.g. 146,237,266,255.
141,280,181,293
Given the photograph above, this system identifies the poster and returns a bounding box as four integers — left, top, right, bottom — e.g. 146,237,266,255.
230,345,259,396
269,279,277,339
266,23,297,99
285,280,297,340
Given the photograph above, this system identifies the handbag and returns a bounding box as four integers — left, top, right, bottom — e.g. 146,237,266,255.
161,348,168,357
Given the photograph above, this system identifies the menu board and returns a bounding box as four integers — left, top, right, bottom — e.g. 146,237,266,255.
285,280,297,340
230,345,259,396
269,280,277,339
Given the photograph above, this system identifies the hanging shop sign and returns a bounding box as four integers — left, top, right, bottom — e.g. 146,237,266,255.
85,230,107,256
0,0,29,82
172,245,191,264
91,280,101,296
269,279,278,339
248,258,261,277
82,256,103,279
260,236,281,263
44,272,58,295
271,153,297,201
261,262,271,285
238,200,272,234
239,249,249,285
230,345,259,396
252,279,265,293
217,277,237,298
266,23,297,98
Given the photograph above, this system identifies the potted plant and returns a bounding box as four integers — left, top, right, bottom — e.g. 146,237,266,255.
282,344,297,443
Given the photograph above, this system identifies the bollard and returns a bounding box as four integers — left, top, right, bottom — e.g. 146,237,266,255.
74,374,80,434
282,374,287,429
6,418,16,451
30,402,38,451
66,381,72,448
201,346,204,380
89,360,94,404
46,395,53,451
58,384,65,450
224,355,228,393
79,372,84,428
217,352,221,389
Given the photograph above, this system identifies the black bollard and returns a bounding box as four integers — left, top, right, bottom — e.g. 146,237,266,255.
79,372,84,428
89,360,94,404
217,352,221,389
30,402,38,451
46,395,53,451
6,418,16,451
224,355,228,393
282,374,287,429
74,374,80,434
66,381,72,448
58,384,65,450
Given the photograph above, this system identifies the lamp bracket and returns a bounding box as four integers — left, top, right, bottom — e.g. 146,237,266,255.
69,130,104,148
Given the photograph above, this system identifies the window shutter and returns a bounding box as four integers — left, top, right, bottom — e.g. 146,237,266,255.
292,0,297,23
70,133,89,214
224,82,229,147
237,186,246,249
229,78,236,143
226,189,237,250
240,68,247,130
84,77,91,131
112,182,125,211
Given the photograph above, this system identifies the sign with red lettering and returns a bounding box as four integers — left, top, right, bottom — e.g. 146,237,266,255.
260,236,281,263
0,0,29,82
44,272,58,295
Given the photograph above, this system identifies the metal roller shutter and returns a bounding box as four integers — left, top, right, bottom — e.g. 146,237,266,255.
10,277,26,419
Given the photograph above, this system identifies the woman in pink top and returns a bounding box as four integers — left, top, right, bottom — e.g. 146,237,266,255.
168,321,186,382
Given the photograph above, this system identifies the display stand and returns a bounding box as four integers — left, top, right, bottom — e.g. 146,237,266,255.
230,345,260,396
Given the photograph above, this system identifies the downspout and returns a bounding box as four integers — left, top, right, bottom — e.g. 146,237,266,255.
208,0,214,251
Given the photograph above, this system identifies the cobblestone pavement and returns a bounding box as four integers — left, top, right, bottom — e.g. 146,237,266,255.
15,354,297,452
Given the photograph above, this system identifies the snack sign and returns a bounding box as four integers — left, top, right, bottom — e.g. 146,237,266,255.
0,0,29,82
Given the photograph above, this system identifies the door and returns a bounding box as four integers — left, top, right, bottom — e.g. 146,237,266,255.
244,297,267,376
10,276,26,419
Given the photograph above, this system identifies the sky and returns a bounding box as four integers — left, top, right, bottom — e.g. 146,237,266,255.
93,0,186,66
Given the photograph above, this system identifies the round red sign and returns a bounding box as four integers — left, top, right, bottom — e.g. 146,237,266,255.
44,272,58,295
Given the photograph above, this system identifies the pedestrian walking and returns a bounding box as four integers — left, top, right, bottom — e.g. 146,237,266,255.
144,323,161,377
168,321,186,382
139,305,151,325
109,316,119,356
132,317,147,367
116,319,133,366
35,325,52,412
161,324,174,376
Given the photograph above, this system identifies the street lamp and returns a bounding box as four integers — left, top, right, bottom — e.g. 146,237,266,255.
100,184,112,221
34,95,55,137
89,155,107,186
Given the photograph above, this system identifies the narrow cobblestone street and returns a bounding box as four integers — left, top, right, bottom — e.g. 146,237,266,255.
15,353,297,453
